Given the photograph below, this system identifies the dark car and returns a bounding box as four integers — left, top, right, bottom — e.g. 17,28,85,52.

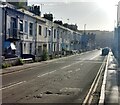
102,47,110,56
4,54,18,59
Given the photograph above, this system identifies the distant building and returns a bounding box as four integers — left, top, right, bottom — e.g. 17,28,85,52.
80,30,113,49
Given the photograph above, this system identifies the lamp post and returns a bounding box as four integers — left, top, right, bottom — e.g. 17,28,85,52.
84,24,86,35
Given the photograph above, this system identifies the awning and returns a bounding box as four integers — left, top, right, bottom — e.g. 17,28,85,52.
10,43,16,50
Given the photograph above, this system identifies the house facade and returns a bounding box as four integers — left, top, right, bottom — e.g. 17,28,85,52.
1,2,96,60
2,6,24,58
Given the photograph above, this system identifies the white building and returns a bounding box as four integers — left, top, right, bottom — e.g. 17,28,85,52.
18,9,47,58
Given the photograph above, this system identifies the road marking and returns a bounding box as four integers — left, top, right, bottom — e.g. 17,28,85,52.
37,70,56,78
61,61,84,70
55,61,65,63
61,65,71,69
0,81,26,90
75,68,81,72
90,54,99,60
68,70,73,73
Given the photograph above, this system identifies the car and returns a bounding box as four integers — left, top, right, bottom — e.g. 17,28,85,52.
71,50,78,54
102,47,110,56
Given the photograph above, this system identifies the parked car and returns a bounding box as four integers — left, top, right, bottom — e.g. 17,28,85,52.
102,47,110,56
71,50,78,54
4,54,18,59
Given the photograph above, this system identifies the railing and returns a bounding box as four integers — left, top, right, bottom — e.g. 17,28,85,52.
98,53,110,105
7,28,20,40
82,55,108,105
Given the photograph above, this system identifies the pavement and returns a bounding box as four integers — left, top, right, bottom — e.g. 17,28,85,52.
104,52,120,104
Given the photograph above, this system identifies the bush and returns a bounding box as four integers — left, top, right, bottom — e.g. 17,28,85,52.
42,50,49,61
2,63,7,68
2,63,12,68
18,58,24,65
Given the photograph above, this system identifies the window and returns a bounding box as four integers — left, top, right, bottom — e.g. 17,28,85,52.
54,29,56,39
49,44,51,53
24,43,26,53
25,21,28,33
19,20,23,32
38,46,42,54
29,22,33,36
44,27,47,37
54,43,56,52
30,43,32,54
46,28,47,37
57,30,59,39
39,25,42,35
11,17,17,29
43,44,47,51
48,30,51,36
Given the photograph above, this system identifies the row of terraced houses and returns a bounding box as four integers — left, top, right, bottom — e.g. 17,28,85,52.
0,2,96,61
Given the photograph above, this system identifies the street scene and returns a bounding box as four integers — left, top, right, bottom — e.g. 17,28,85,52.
2,50,104,103
0,0,120,104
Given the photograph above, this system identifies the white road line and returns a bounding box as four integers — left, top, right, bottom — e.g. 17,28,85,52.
37,70,56,78
75,68,81,72
61,61,83,70
49,70,57,74
61,65,71,69
39,72,49,77
68,70,73,73
0,81,26,90
90,54,99,60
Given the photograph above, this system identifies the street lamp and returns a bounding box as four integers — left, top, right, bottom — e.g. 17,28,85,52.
84,24,86,35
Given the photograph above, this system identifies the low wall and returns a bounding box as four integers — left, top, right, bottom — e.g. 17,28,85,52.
2,57,20,68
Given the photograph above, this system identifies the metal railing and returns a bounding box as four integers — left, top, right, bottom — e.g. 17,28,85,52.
82,55,108,105
98,53,110,105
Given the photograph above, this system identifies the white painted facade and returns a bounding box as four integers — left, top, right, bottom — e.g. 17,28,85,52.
18,9,36,55
2,6,86,59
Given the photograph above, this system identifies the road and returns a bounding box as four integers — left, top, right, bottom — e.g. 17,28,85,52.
2,50,105,103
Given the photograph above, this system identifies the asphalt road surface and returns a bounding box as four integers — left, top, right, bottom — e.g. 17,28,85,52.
2,50,105,103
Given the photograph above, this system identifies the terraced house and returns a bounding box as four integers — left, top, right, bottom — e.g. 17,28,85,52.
1,4,24,58
18,9,46,60
1,2,96,61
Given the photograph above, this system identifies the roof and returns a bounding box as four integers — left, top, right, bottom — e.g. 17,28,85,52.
18,9,46,23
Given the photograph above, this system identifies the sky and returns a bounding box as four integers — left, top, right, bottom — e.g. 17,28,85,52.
27,0,120,31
